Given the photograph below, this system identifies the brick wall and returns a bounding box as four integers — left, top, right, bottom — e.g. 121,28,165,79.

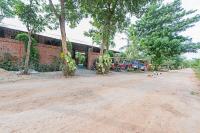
0,37,101,68
87,49,100,69
0,37,24,61
0,37,61,64
37,44,61,64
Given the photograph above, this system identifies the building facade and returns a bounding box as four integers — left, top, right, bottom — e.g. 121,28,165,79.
0,26,103,69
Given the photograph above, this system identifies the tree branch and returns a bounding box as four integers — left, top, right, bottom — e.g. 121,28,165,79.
48,0,60,18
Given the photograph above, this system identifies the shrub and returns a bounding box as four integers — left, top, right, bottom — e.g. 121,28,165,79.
35,64,60,72
0,60,20,71
0,53,21,71
34,56,62,72
75,52,85,64
107,50,114,57
96,53,112,74
60,52,76,77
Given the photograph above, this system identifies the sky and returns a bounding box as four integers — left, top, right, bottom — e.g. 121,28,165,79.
0,0,200,59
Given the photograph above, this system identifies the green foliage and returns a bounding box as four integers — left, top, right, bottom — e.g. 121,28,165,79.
191,59,200,68
43,0,83,29
14,0,47,73
75,52,85,64
0,0,15,21
61,53,76,76
34,64,56,72
82,0,156,51
194,68,200,80
14,0,47,33
119,52,126,58
96,53,112,74
84,28,116,50
181,60,191,68
0,61,20,71
106,50,114,57
34,56,62,72
43,0,82,77
15,33,39,66
162,56,185,70
182,42,200,53
0,53,20,71
126,27,147,60
134,0,200,70
191,59,200,80
67,41,73,54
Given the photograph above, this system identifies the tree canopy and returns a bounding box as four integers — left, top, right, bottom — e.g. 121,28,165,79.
44,0,83,29
82,0,157,54
14,0,47,74
14,0,47,34
132,0,200,69
0,0,15,21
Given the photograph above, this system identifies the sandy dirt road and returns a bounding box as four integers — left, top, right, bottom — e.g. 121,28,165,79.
0,69,200,133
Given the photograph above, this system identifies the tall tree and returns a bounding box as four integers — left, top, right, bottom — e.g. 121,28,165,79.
82,0,156,54
44,0,82,76
14,0,47,74
0,0,15,21
125,29,146,60
133,0,200,70
44,0,82,56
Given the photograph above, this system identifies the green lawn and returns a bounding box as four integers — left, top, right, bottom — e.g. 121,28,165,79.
194,68,200,80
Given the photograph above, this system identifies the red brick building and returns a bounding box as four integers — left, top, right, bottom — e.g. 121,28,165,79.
0,25,105,69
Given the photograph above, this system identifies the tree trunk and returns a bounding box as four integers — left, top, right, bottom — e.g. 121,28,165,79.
105,41,109,51
24,31,32,74
102,21,111,53
59,0,68,55
100,26,107,55
59,17,68,55
100,39,105,55
105,26,110,51
104,31,110,52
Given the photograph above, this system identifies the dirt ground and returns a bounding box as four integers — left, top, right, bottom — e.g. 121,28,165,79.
0,69,200,133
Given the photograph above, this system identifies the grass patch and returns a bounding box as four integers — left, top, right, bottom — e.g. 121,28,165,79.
191,91,199,95
194,68,200,80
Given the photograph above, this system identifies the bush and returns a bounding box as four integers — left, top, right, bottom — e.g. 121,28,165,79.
191,59,200,68
34,64,60,72
75,52,85,64
61,52,76,77
96,53,112,74
0,53,21,71
34,56,62,72
107,50,114,57
0,60,20,71
194,68,200,80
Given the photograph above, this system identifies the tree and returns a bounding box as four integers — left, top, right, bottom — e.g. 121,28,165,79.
44,0,82,76
162,56,185,70
15,33,39,67
125,27,146,60
0,0,15,21
134,0,200,70
14,0,47,74
82,0,156,55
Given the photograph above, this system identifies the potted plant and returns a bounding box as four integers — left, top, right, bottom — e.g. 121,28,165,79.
75,52,85,68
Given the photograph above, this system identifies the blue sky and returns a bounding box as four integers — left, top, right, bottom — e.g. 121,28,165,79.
0,0,200,59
